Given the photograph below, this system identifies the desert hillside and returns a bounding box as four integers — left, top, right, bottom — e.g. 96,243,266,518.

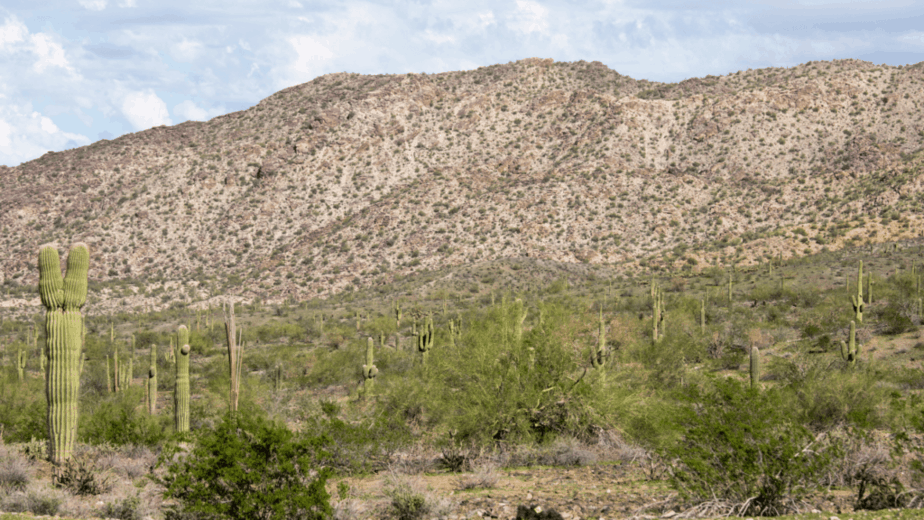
1,57,923,313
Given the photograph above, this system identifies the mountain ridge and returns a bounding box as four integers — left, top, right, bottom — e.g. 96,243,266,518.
2,56,924,314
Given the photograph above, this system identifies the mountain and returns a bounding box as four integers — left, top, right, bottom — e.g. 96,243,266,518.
2,57,924,314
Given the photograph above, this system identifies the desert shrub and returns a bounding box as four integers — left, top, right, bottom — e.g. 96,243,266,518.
0,371,47,442
101,494,144,520
874,301,916,335
55,455,113,495
188,329,216,355
299,401,413,474
0,483,65,515
0,445,32,491
662,377,841,516
79,389,167,446
782,360,890,431
157,408,332,520
252,322,305,344
391,300,602,444
383,472,452,520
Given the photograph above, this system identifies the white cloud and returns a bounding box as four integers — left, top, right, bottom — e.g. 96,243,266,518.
78,0,107,11
172,38,203,63
423,30,455,44
288,34,334,75
0,103,90,167
478,11,496,28
31,33,71,72
288,0,303,7
121,90,172,131
239,39,251,51
0,16,27,49
508,0,549,34
898,31,924,47
118,0,137,6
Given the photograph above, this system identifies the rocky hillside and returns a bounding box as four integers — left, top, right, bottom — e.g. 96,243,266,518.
2,57,924,313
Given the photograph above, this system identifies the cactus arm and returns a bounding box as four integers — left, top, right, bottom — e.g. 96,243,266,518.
38,246,63,309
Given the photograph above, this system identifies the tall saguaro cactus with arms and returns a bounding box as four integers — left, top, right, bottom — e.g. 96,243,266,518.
39,243,89,466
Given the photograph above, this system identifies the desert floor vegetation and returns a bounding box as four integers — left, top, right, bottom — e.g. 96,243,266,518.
3,241,924,519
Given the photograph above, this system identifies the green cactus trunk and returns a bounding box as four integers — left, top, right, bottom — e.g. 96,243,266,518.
17,348,26,382
750,346,761,390
362,337,378,397
418,315,434,365
147,345,157,415
174,325,191,432
591,308,607,382
852,261,865,324
40,243,88,467
700,298,706,334
113,349,120,393
840,320,859,367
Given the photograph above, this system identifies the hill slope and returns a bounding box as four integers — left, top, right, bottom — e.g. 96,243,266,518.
2,57,924,313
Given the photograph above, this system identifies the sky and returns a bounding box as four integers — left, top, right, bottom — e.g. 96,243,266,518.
2,0,923,168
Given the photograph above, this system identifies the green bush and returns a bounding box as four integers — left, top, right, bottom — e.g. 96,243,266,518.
158,408,332,520
662,377,840,516
874,302,915,335
298,402,412,474
0,371,47,442
386,300,614,444
79,389,167,446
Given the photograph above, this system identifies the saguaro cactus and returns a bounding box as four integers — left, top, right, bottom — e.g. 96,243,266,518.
39,243,88,466
652,285,664,343
591,308,607,381
17,348,26,382
700,298,706,334
750,346,761,390
840,320,859,367
175,325,191,432
852,261,865,324
224,303,244,414
394,300,402,329
362,337,378,396
417,314,434,364
147,345,157,415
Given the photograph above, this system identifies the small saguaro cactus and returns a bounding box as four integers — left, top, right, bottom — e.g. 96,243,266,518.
840,320,859,367
727,275,733,306
175,325,191,432
113,349,121,393
39,242,89,466
394,300,402,328
750,346,761,390
591,308,607,381
652,284,664,343
700,298,706,334
362,337,378,396
417,314,434,364
17,348,27,382
147,345,157,415
852,261,865,324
